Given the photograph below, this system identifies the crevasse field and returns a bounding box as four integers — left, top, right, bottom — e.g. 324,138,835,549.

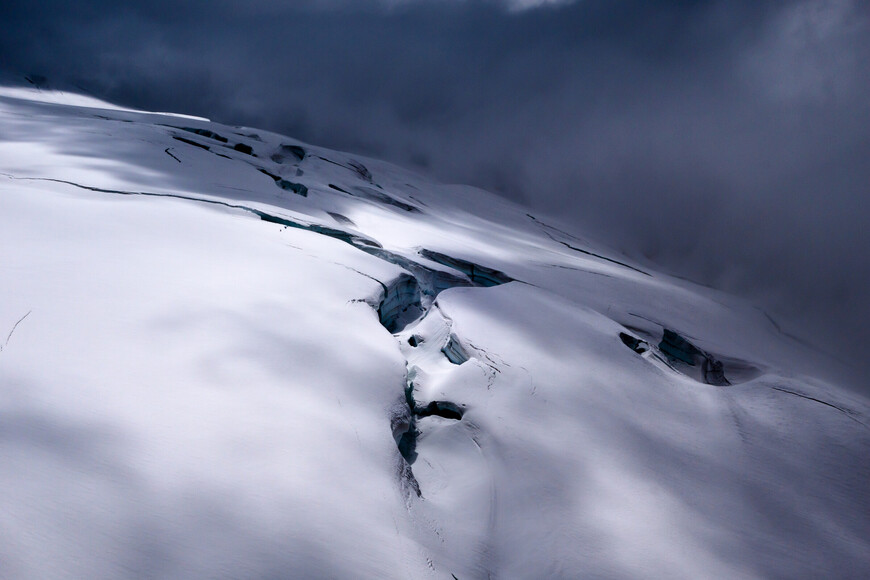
1,87,868,579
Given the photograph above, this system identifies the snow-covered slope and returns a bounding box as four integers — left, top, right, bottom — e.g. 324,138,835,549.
1,86,868,579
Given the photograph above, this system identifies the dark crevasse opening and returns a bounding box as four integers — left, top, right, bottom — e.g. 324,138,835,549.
255,211,380,248
390,385,421,497
327,183,421,213
378,273,423,334
349,185,421,213
258,168,280,180
368,258,476,498
416,401,464,420
317,157,373,183
658,329,731,386
442,334,469,365
527,213,651,276
12,175,374,258
176,126,228,143
659,329,701,365
275,180,308,196
309,242,504,496
327,212,355,227
620,328,732,386
702,357,730,387
359,248,471,303
348,159,373,182
398,428,418,466
619,332,648,354
256,168,308,196
172,135,210,150
393,384,465,466
419,250,514,287
400,380,419,462
271,144,305,163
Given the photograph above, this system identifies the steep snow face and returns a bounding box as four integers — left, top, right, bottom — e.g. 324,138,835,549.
1,87,868,579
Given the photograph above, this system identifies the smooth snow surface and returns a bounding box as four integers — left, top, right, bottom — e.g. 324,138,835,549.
1,87,868,579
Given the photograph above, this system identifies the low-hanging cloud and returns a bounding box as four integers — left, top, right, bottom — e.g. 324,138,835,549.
1,0,868,389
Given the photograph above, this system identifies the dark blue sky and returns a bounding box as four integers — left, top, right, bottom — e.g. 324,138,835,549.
2,0,868,389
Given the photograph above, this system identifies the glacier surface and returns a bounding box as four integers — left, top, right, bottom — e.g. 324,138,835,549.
0,87,868,579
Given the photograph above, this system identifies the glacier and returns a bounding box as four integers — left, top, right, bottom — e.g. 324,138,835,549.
0,87,868,579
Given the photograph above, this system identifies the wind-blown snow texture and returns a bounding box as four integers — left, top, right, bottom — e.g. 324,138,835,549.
1,88,868,579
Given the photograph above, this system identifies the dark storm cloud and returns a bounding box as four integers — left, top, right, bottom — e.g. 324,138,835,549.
2,0,868,388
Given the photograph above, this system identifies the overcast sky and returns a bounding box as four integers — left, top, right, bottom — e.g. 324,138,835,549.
2,0,868,389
